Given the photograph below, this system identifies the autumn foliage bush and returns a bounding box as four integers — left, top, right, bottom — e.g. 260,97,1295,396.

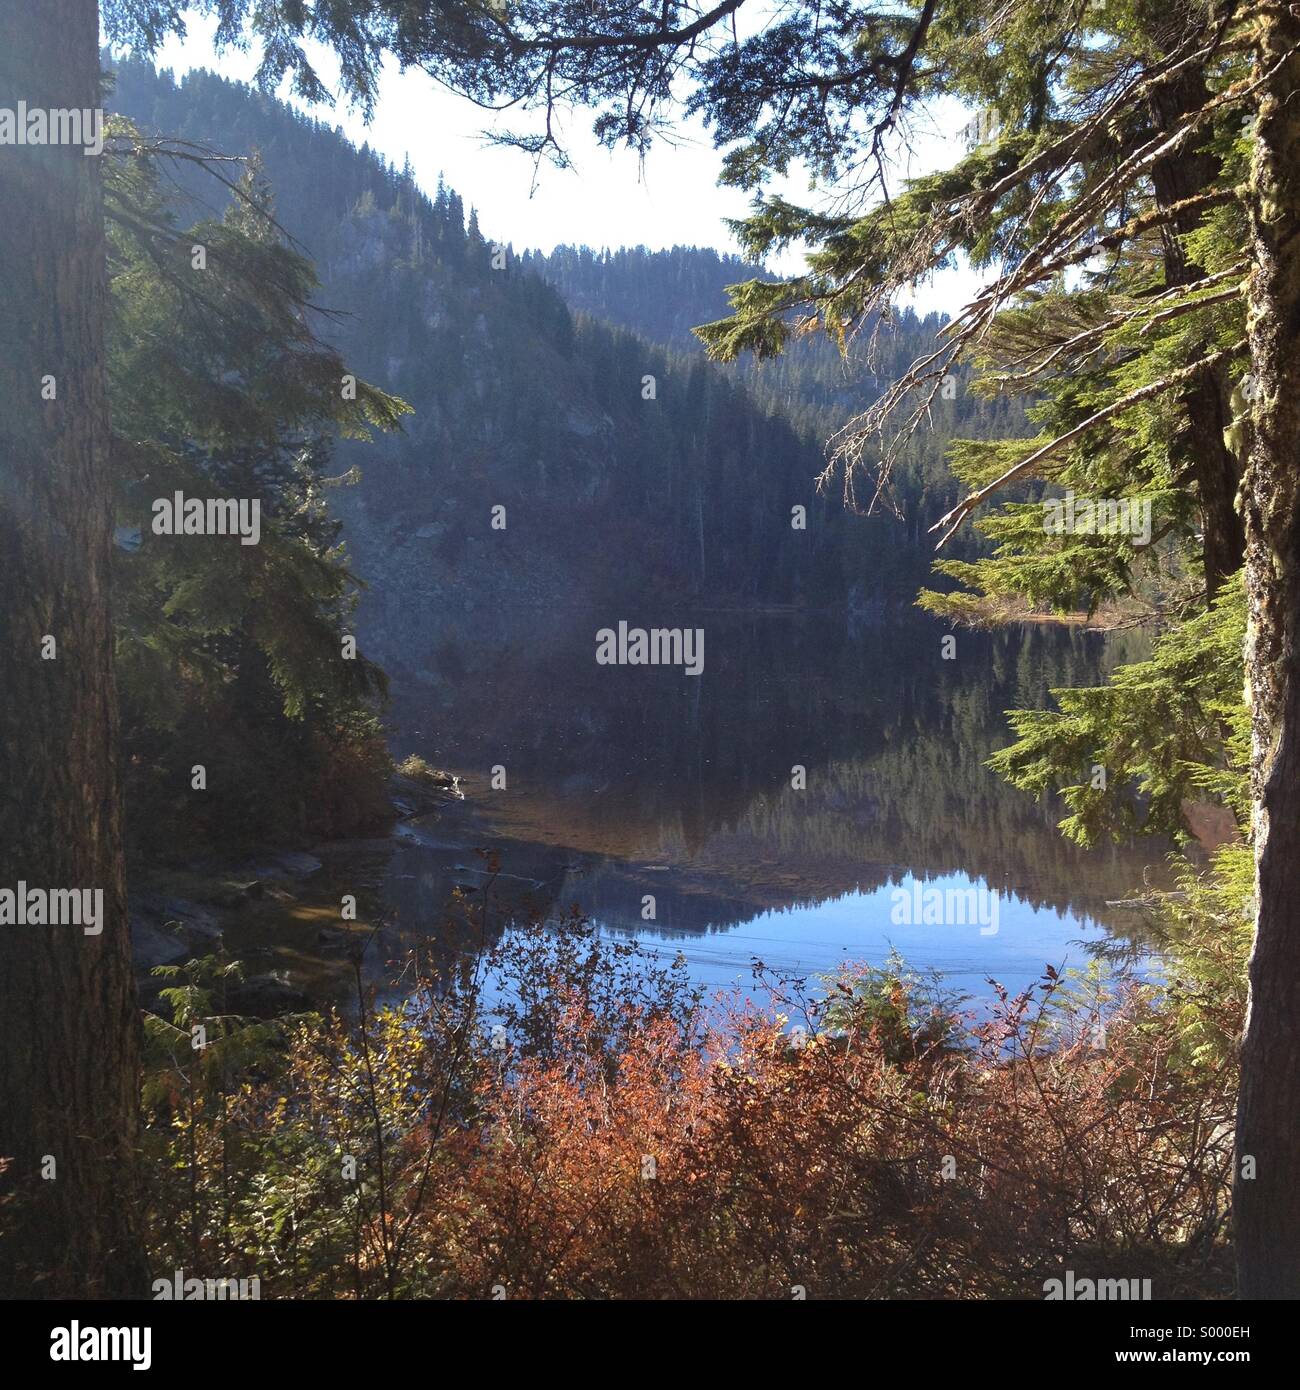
142,886,1239,1300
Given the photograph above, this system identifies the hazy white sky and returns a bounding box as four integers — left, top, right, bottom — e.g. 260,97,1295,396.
136,9,977,314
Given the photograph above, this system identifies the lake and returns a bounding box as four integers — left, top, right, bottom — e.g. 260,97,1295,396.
346,609,1164,1012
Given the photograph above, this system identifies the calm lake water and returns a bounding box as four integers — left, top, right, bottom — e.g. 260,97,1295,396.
348,610,1163,1012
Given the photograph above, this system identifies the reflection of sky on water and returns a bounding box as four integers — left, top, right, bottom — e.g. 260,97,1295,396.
599,871,1123,1007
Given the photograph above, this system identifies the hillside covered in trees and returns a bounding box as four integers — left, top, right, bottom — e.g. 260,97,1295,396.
108,59,1031,681
527,243,1032,544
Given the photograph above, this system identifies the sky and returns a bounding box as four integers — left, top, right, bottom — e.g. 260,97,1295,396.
132,8,979,315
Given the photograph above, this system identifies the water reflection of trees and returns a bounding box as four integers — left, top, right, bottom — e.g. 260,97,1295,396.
384,614,1162,944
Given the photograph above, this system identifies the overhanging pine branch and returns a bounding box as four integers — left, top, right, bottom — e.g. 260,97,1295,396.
929,341,1246,549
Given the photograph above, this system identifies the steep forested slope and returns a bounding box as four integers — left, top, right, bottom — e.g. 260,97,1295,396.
108,60,937,700
524,244,1030,548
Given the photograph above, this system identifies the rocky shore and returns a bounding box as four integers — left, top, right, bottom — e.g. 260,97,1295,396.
130,766,462,1014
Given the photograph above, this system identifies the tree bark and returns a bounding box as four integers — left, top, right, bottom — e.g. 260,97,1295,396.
1234,1,1300,1300
0,0,148,1296
1145,13,1245,602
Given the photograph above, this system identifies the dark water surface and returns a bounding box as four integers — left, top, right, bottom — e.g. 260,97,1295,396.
356,611,1163,1010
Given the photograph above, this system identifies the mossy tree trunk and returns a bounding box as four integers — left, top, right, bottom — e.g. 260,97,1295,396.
1235,1,1300,1301
0,0,147,1296
1144,3,1245,602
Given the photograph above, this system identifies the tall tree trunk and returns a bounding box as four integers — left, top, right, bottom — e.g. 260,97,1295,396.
1145,10,1245,602
1234,1,1300,1300
0,0,147,1296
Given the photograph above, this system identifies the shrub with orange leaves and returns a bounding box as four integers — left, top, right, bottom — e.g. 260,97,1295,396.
143,917,1238,1299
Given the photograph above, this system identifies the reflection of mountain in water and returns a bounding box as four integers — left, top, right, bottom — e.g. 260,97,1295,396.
378,612,1163,970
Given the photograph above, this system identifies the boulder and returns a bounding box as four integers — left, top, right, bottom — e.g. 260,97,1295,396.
227,974,313,1018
